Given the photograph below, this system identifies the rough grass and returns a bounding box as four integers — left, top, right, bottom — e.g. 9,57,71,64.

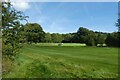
3,43,118,78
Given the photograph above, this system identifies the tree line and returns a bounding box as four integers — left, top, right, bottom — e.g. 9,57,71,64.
20,23,119,47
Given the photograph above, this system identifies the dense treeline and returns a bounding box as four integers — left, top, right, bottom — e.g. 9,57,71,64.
20,23,120,47
105,32,120,47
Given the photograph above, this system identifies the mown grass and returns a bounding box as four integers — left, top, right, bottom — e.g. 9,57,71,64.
3,43,118,78
35,43,86,46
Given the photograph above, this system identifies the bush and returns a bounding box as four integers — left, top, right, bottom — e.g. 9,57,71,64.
105,32,120,47
85,34,97,46
85,38,96,46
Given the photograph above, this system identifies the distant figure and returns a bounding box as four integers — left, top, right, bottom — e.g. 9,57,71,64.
58,43,63,46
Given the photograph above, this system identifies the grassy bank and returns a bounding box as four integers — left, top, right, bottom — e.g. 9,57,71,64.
3,43,118,78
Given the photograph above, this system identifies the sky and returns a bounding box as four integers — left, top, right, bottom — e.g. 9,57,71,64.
11,2,118,33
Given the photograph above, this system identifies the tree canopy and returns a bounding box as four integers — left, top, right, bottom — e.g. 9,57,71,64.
24,23,45,43
2,2,28,59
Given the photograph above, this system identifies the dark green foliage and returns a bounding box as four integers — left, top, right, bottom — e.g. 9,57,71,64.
51,33,63,43
75,27,97,46
41,27,119,47
2,24,20,59
105,32,120,47
43,32,52,43
97,33,106,46
62,33,73,43
24,23,45,44
76,27,90,43
43,33,63,43
2,2,28,59
18,26,26,43
85,34,96,46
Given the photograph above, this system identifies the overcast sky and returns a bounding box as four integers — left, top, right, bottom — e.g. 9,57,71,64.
11,2,118,33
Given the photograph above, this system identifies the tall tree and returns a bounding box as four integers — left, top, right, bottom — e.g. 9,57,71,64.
76,27,90,43
75,27,97,46
85,32,97,46
24,23,45,43
51,33,63,43
62,33,72,43
44,32,52,43
2,2,28,59
105,32,119,47
97,33,106,46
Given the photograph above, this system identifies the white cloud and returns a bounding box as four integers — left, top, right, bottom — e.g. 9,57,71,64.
11,0,30,12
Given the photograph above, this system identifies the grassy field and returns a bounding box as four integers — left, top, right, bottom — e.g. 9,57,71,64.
3,43,118,78
35,43,86,46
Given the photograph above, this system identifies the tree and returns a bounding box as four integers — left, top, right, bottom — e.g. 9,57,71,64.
85,36,95,46
97,33,106,46
51,33,63,43
2,2,28,59
71,33,79,43
18,25,26,43
1,2,28,74
85,32,97,46
76,27,91,43
24,23,45,44
44,32,52,43
105,32,119,47
62,33,72,43
75,27,97,46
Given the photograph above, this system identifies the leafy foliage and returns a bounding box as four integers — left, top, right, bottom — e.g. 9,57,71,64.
2,2,28,59
51,33,63,43
97,33,106,46
43,32,52,43
24,23,45,44
62,33,73,43
105,32,120,47
74,27,97,46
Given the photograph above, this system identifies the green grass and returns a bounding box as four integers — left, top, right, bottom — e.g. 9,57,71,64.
35,43,86,46
3,43,118,78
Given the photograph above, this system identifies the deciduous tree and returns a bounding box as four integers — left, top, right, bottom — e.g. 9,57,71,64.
2,2,28,59
24,23,45,43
